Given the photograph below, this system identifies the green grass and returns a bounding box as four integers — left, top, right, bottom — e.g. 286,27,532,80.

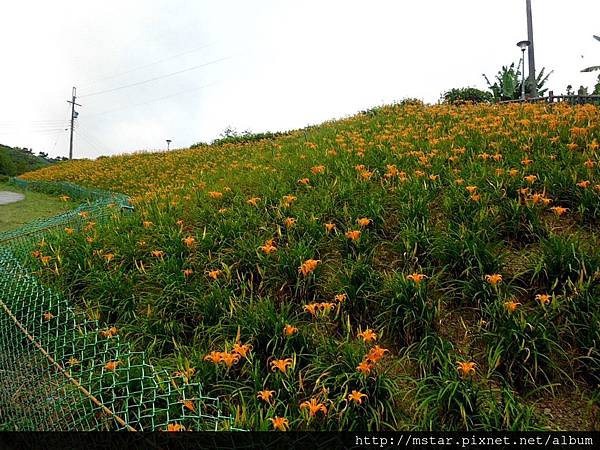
0,182,75,233
0,144,50,176
13,102,600,431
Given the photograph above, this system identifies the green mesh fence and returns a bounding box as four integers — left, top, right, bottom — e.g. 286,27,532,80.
0,179,238,431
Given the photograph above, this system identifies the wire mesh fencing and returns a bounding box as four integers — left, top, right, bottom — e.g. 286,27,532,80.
0,179,237,431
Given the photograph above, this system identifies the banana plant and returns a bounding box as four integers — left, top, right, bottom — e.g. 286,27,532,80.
581,35,600,73
483,62,552,101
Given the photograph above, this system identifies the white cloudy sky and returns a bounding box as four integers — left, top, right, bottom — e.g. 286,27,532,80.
0,0,599,159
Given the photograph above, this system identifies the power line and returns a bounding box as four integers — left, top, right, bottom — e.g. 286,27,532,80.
87,80,220,117
75,123,110,154
73,127,103,156
79,56,232,98
0,127,68,135
78,42,216,89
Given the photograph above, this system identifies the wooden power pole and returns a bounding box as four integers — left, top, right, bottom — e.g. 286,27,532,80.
526,0,537,97
67,87,82,160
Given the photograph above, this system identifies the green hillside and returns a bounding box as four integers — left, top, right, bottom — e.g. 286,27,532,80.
0,144,51,177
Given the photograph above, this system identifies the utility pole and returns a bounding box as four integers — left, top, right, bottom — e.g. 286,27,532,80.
525,0,537,97
67,86,82,160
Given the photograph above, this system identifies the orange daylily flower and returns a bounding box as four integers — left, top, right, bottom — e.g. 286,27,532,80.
324,222,336,232
319,302,336,313
348,390,368,405
334,293,347,303
65,227,74,235
103,253,115,262
356,360,373,375
523,175,538,184
182,236,196,247
345,230,361,240
311,165,325,174
208,269,221,280
256,390,276,403
166,423,186,432
232,343,253,359
300,398,327,417
100,326,118,338
173,367,196,382
282,195,297,206
142,220,153,228
181,399,196,413
356,218,371,227
43,311,54,321
384,164,399,177
298,259,320,276
550,206,568,216
365,345,389,363
182,268,193,277
219,351,241,368
357,328,377,343
457,361,476,377
105,360,121,371
247,197,261,206
298,178,310,185
576,180,590,188
360,170,373,180
304,303,320,316
208,191,223,199
204,351,223,364
284,217,297,228
485,274,503,285
260,239,277,254
270,358,294,373
269,416,289,431
283,324,298,336
151,250,164,258
406,273,427,284
504,300,521,313
535,294,551,305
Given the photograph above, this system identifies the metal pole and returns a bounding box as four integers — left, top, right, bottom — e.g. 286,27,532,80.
67,87,81,160
526,0,537,97
521,49,526,100
69,87,76,160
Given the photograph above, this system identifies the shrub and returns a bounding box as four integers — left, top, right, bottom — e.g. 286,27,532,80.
443,88,493,105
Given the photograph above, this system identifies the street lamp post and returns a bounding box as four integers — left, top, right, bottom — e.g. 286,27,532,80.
166,139,172,151
517,40,531,100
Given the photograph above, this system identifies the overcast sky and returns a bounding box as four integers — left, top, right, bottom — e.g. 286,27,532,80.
0,0,599,159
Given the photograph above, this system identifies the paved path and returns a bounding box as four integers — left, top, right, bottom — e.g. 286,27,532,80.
0,191,25,205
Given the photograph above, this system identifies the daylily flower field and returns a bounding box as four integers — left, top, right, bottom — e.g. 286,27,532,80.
22,102,600,430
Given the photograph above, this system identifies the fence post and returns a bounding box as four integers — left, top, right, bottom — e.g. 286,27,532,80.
548,91,554,104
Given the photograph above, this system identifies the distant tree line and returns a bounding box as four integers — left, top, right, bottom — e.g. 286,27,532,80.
0,144,65,178
191,126,291,148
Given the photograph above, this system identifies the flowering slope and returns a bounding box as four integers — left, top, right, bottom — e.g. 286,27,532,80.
23,103,600,431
